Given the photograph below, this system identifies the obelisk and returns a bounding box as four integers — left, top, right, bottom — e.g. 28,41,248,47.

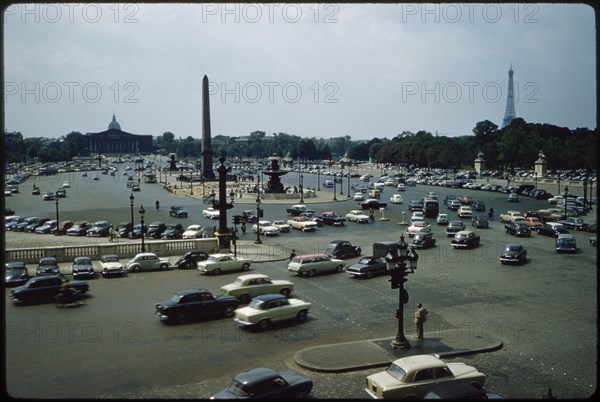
201,75,216,179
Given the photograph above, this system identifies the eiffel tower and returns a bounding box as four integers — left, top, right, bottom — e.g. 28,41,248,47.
502,64,516,128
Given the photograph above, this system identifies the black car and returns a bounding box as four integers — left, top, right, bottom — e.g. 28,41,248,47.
505,221,532,237
408,200,424,212
471,214,489,229
155,288,240,324
130,223,148,239
116,222,133,238
86,221,113,237
25,217,51,233
472,200,486,212
175,250,210,269
147,222,167,239
536,224,570,237
71,256,95,279
324,240,362,259
211,367,313,399
346,256,387,279
359,199,388,210
161,223,184,239
67,221,92,236
55,188,66,198
10,275,89,304
36,257,60,276
14,217,41,232
5,207,15,216
500,243,528,265
241,210,258,223
446,220,465,237
556,234,577,253
412,232,436,249
169,206,188,218
5,261,29,287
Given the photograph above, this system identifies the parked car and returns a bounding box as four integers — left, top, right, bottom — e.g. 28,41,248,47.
10,275,89,304
324,240,362,259
365,354,486,399
287,254,345,277
556,217,591,231
233,294,311,330
500,243,528,265
161,223,184,239
36,257,60,276
536,223,570,237
346,210,370,223
155,289,240,324
35,220,58,234
129,223,148,239
175,250,210,269
446,221,465,237
5,261,29,287
115,222,133,238
346,256,388,279
169,206,188,218
504,221,532,237
5,216,24,230
406,221,431,238
423,381,503,400
182,224,204,239
146,222,167,239
220,273,294,304
556,233,577,253
412,232,436,249
52,220,74,235
451,230,481,248
523,217,544,229
86,220,113,237
71,256,95,279
471,214,489,229
99,254,125,278
24,217,50,233
197,253,252,275
126,253,171,272
211,367,313,399
66,220,92,236
436,213,449,225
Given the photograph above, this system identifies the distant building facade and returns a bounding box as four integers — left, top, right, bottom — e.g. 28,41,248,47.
86,113,153,154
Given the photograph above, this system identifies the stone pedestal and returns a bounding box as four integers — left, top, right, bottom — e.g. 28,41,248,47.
474,158,485,174
534,158,548,178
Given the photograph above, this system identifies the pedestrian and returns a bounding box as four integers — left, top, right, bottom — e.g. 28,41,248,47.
155,200,160,210
414,302,428,340
369,209,375,222
109,227,114,242
289,249,297,261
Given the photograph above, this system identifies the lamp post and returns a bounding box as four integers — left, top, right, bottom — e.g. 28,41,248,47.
347,172,351,198
563,186,569,220
255,202,262,245
583,179,588,213
339,166,344,195
300,174,304,203
54,198,60,236
139,205,146,252
385,233,419,350
129,193,134,238
317,167,321,191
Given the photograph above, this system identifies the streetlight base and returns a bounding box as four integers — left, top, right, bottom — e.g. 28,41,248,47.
391,336,411,350
255,239,263,244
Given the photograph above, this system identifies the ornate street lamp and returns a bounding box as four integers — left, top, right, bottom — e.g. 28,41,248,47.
317,167,321,191
54,198,60,236
347,172,351,198
385,234,419,350
139,205,146,252
339,165,344,195
255,201,262,245
563,186,569,220
583,179,588,213
129,193,134,238
300,174,304,203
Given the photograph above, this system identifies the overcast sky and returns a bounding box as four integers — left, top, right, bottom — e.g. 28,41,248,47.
3,3,596,140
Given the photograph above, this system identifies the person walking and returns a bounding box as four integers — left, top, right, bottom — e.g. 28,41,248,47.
289,249,297,261
414,302,429,340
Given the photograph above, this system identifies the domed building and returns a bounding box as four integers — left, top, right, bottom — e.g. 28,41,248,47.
86,113,153,154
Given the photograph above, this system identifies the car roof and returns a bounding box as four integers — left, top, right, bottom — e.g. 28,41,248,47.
235,273,268,280
253,294,287,302
392,354,445,370
456,230,474,235
296,253,328,259
233,367,280,385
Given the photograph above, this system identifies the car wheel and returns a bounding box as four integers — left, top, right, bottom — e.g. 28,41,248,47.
175,313,187,324
335,264,344,273
296,310,308,322
241,263,250,271
280,288,291,297
160,264,169,271
223,305,235,317
185,261,194,269
307,269,316,277
294,390,310,399
258,319,270,330
132,265,141,272
213,268,221,275
239,294,251,304
365,271,373,279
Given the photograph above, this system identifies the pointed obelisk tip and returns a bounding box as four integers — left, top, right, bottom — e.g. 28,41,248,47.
203,75,208,81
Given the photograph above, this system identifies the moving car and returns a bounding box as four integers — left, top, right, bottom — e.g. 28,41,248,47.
471,214,489,229
523,217,544,229
446,221,465,237
286,204,314,216
353,192,365,201
169,206,188,218
10,275,89,304
99,254,125,277
211,367,313,399
5,261,29,287
458,206,473,219
71,256,95,279
359,199,387,210
36,257,60,276
324,240,362,259
319,211,347,226
287,254,345,277
436,213,449,225
500,243,528,265
233,294,311,330
202,207,220,219
155,289,240,324
346,210,370,223
287,216,318,232
508,192,519,202
346,256,387,279
556,217,591,231
252,220,280,236
451,230,481,248
220,273,294,304
408,200,424,212
175,250,209,269
504,221,532,237
390,194,404,204
126,253,171,272
365,354,486,399
406,221,431,237
412,232,436,249
197,253,252,275
271,220,290,233
556,233,577,253
536,222,569,237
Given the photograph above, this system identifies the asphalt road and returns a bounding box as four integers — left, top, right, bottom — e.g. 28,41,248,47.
4,170,598,399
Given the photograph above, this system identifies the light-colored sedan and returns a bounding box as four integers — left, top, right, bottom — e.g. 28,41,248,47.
220,273,294,304
406,221,431,237
353,192,365,201
436,213,449,225
271,220,290,233
126,253,171,272
197,253,252,275
233,294,311,330
202,207,220,219
390,194,403,204
365,354,486,399
99,254,125,277
252,220,280,236
287,254,345,277
346,210,370,223
182,224,204,239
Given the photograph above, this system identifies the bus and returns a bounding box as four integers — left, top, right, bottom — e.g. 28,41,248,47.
423,197,439,218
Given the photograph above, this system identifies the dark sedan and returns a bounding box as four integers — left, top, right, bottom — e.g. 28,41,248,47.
24,218,50,233
36,257,60,276
86,221,113,237
211,367,313,399
346,256,387,279
408,200,424,212
359,199,388,210
67,221,92,236
412,232,436,249
72,256,95,279
446,220,465,237
536,223,570,237
155,289,240,324
500,243,528,265
471,214,489,229
175,250,210,269
505,221,532,237
5,261,29,287
10,275,89,304
129,224,148,239
161,223,184,240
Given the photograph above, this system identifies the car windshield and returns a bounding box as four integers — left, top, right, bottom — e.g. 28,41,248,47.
505,245,521,252
248,299,267,310
386,362,407,381
39,259,57,266
233,277,245,285
102,256,119,262
226,381,251,397
170,294,183,303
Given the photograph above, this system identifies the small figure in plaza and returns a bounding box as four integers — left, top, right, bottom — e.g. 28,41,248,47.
155,200,160,210
414,302,429,340
488,206,494,219
240,221,247,234
369,209,375,222
289,249,297,261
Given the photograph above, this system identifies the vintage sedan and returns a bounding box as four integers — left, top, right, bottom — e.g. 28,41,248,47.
353,192,365,201
202,207,220,219
86,220,113,237
471,214,489,229
500,243,528,265
182,224,204,239
451,230,481,249
175,250,209,269
365,354,486,399
71,256,95,279
197,253,252,275
220,273,294,304
446,220,465,237
536,223,570,237
169,206,189,218
324,240,362,259
436,213,449,225
35,219,58,234
211,367,313,399
10,275,89,304
287,254,345,277
346,256,387,279
556,217,591,231
346,210,370,223
556,233,577,253
99,254,125,277
390,194,404,204
161,223,184,239
458,206,473,219
125,253,171,272
233,294,311,330
412,232,436,249
359,198,388,210
406,221,431,238
504,221,532,237
155,288,240,324
5,261,29,287
271,220,290,233
523,217,544,229
36,257,60,276
252,220,280,236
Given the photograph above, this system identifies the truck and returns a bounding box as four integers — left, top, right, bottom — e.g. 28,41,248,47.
319,211,347,226
499,210,524,223
287,216,318,232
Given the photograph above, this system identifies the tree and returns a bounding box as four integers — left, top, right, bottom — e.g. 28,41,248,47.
297,138,317,160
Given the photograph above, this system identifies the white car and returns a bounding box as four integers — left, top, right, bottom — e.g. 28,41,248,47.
182,224,204,239
202,207,220,219
233,294,311,330
390,194,403,204
458,206,473,218
252,220,280,236
436,213,449,225
410,211,425,222
346,210,370,223
271,220,290,233
407,221,431,237
99,254,125,277
197,253,252,275
354,192,365,201
62,181,70,188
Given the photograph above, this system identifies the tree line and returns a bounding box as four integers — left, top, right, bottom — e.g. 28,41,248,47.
4,118,597,173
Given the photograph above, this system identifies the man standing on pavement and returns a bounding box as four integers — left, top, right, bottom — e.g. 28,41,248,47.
415,302,428,340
